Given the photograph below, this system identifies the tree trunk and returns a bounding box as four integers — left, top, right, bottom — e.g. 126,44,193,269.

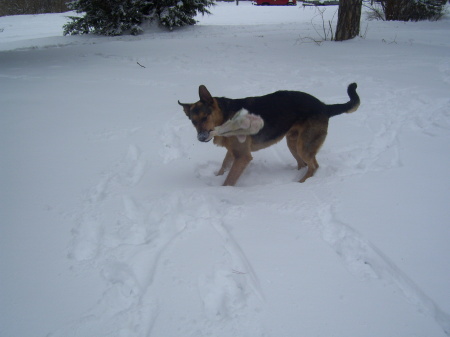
335,0,362,41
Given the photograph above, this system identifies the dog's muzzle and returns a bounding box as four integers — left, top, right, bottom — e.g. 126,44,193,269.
197,131,212,142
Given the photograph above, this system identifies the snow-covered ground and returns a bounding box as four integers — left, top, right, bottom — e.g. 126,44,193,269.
1,3,450,336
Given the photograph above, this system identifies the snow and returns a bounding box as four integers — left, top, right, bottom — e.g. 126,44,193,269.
1,3,450,337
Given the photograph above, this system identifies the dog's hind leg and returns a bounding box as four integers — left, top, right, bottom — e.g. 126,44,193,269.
296,120,328,183
286,128,306,170
216,150,234,176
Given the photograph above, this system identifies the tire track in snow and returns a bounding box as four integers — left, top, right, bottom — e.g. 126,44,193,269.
318,205,450,336
192,197,266,337
211,218,265,303
63,141,265,336
59,144,164,337
69,145,146,262
67,194,190,336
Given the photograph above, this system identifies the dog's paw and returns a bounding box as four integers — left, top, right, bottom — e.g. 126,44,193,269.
215,168,226,176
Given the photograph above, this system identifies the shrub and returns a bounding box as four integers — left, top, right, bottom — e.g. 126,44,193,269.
366,0,447,21
63,0,214,36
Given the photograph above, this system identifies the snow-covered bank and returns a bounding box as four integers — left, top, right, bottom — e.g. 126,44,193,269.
1,3,450,336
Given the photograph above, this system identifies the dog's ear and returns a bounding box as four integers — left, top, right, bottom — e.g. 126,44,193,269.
199,85,213,105
178,100,191,117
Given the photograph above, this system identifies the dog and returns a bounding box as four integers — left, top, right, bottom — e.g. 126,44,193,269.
178,83,360,186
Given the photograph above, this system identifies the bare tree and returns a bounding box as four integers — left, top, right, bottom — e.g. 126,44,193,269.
335,0,362,41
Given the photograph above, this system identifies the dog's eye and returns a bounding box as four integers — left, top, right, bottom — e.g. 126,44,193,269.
192,116,207,127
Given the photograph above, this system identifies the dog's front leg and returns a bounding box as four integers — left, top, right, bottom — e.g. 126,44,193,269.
222,152,252,186
216,150,234,176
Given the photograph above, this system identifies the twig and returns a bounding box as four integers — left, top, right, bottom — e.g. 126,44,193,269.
359,23,369,39
298,36,323,46
310,7,337,42
382,35,397,44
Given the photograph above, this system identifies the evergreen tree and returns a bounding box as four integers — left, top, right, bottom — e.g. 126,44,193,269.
63,0,214,36
157,0,213,27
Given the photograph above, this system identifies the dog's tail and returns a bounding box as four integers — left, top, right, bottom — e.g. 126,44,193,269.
325,83,360,118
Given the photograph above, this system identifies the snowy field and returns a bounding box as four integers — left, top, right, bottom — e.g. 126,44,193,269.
1,3,450,336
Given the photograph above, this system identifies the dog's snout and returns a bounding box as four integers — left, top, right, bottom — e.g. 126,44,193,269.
197,131,211,142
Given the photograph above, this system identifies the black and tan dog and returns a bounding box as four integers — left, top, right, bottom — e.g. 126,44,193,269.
178,83,360,186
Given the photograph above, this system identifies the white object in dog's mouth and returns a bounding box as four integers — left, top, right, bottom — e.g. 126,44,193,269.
209,109,264,143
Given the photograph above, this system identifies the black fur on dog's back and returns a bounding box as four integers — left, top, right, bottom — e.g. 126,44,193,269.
215,83,360,144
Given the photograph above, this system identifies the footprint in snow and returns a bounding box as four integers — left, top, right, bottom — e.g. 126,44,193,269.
159,117,193,164
198,268,248,321
69,217,103,261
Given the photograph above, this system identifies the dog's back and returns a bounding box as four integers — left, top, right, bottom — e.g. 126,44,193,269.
216,84,360,145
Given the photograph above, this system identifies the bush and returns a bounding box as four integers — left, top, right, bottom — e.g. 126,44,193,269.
366,0,447,21
63,0,214,36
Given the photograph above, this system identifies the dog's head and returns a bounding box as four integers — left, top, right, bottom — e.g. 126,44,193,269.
178,85,223,142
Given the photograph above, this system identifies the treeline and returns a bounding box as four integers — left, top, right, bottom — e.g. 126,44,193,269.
0,0,68,16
